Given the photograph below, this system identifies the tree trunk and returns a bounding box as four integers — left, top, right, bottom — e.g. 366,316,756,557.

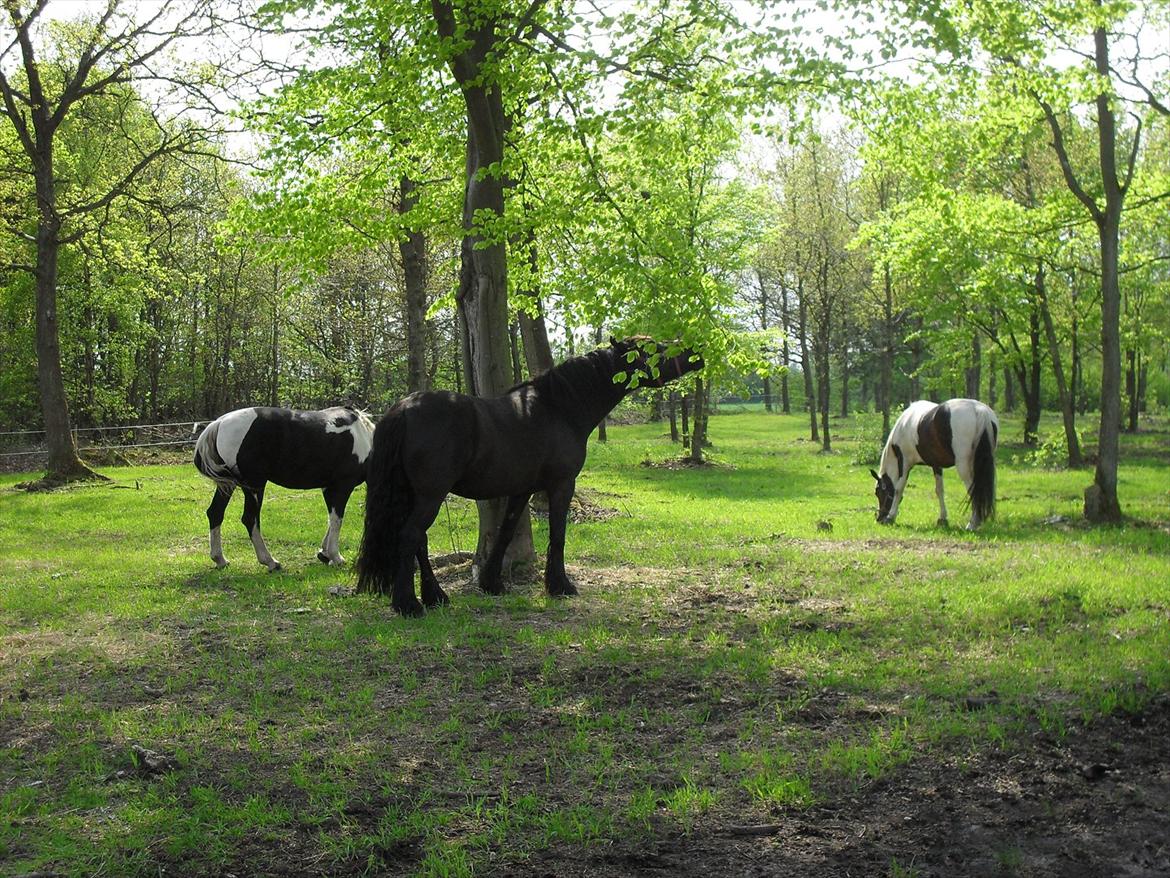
1125,348,1137,433
839,344,850,418
668,391,679,442
880,262,893,435
965,331,981,399
399,175,429,393
1036,263,1083,467
817,341,831,452
517,305,554,377
689,376,707,463
1087,204,1123,520
798,284,818,442
780,285,792,414
433,1,535,567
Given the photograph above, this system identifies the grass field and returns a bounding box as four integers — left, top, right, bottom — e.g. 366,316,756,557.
2,411,1168,876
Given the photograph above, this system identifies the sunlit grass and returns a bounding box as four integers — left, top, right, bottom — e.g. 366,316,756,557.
1,409,1167,876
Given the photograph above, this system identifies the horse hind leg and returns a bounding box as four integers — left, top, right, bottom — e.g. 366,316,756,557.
933,467,948,527
318,486,353,566
392,494,445,617
241,484,281,572
955,455,980,530
206,485,234,568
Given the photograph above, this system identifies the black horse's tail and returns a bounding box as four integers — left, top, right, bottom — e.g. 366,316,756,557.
355,411,411,596
969,426,997,524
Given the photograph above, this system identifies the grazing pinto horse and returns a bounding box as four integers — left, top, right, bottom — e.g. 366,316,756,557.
870,399,999,530
194,406,375,570
356,337,703,616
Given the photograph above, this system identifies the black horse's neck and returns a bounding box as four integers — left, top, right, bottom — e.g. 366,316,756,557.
526,347,629,435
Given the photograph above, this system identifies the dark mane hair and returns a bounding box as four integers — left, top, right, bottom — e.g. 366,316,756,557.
513,347,624,413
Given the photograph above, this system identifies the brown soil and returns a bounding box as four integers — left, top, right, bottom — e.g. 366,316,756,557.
514,696,1170,877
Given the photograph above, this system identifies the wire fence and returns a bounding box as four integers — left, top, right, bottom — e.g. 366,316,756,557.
0,419,209,471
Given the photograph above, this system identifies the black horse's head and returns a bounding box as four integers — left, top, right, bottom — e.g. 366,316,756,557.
870,468,895,523
610,336,703,388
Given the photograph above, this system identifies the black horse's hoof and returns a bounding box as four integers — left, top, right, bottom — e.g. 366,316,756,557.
546,578,578,598
422,584,450,608
393,599,425,618
479,578,506,596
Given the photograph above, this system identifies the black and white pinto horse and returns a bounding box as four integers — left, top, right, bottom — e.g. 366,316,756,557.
194,406,376,571
870,399,999,531
356,337,703,616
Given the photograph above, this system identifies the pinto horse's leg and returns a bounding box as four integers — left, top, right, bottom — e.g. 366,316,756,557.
417,537,449,608
206,486,234,568
478,493,532,596
393,494,445,617
933,467,948,527
241,483,281,572
545,480,577,597
317,486,353,565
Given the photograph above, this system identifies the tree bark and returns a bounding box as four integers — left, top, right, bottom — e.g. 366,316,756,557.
433,0,535,567
689,376,708,463
1036,263,1083,467
399,175,429,393
798,281,818,442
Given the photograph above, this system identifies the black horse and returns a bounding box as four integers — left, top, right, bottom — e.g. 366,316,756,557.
194,406,376,570
356,337,703,616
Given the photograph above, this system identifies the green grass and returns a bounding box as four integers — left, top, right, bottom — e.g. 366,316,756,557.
1,410,1168,876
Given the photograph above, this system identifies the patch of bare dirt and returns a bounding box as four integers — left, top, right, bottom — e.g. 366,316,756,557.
508,696,1170,878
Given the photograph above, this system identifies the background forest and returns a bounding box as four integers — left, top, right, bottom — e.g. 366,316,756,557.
1,0,1168,509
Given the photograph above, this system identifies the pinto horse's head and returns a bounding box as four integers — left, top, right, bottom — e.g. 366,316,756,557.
870,468,895,523
610,336,703,388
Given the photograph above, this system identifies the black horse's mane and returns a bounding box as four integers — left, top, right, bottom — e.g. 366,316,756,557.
510,346,623,413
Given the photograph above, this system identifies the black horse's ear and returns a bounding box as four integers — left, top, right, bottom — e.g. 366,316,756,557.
869,469,880,481
609,335,619,347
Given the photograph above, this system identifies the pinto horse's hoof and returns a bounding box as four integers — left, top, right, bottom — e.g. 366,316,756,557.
936,518,949,528
317,551,330,564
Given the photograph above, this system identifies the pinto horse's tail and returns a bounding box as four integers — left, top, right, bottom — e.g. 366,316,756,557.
355,410,411,597
969,424,997,524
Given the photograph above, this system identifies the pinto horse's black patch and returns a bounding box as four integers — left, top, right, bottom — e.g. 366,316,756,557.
356,337,703,617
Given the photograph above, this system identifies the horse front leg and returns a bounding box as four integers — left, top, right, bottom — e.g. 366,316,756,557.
242,483,281,572
206,485,234,568
318,485,353,565
933,467,948,527
478,493,531,596
545,480,577,597
417,536,449,608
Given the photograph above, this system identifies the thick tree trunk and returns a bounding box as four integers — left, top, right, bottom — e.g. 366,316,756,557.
399,176,429,393
689,376,708,463
1087,207,1123,521
434,1,536,567
517,302,554,377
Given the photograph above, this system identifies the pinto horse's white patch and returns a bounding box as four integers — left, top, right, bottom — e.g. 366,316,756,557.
215,407,259,473
324,407,374,463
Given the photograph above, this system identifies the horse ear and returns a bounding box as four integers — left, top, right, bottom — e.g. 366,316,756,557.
609,335,619,347
869,469,880,481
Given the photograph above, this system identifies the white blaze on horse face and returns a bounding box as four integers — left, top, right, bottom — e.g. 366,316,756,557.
215,408,259,472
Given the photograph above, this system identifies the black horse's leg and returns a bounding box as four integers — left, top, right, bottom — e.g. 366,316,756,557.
417,536,449,608
318,485,353,565
478,493,531,596
544,480,577,597
393,494,444,617
206,485,234,568
241,482,281,572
